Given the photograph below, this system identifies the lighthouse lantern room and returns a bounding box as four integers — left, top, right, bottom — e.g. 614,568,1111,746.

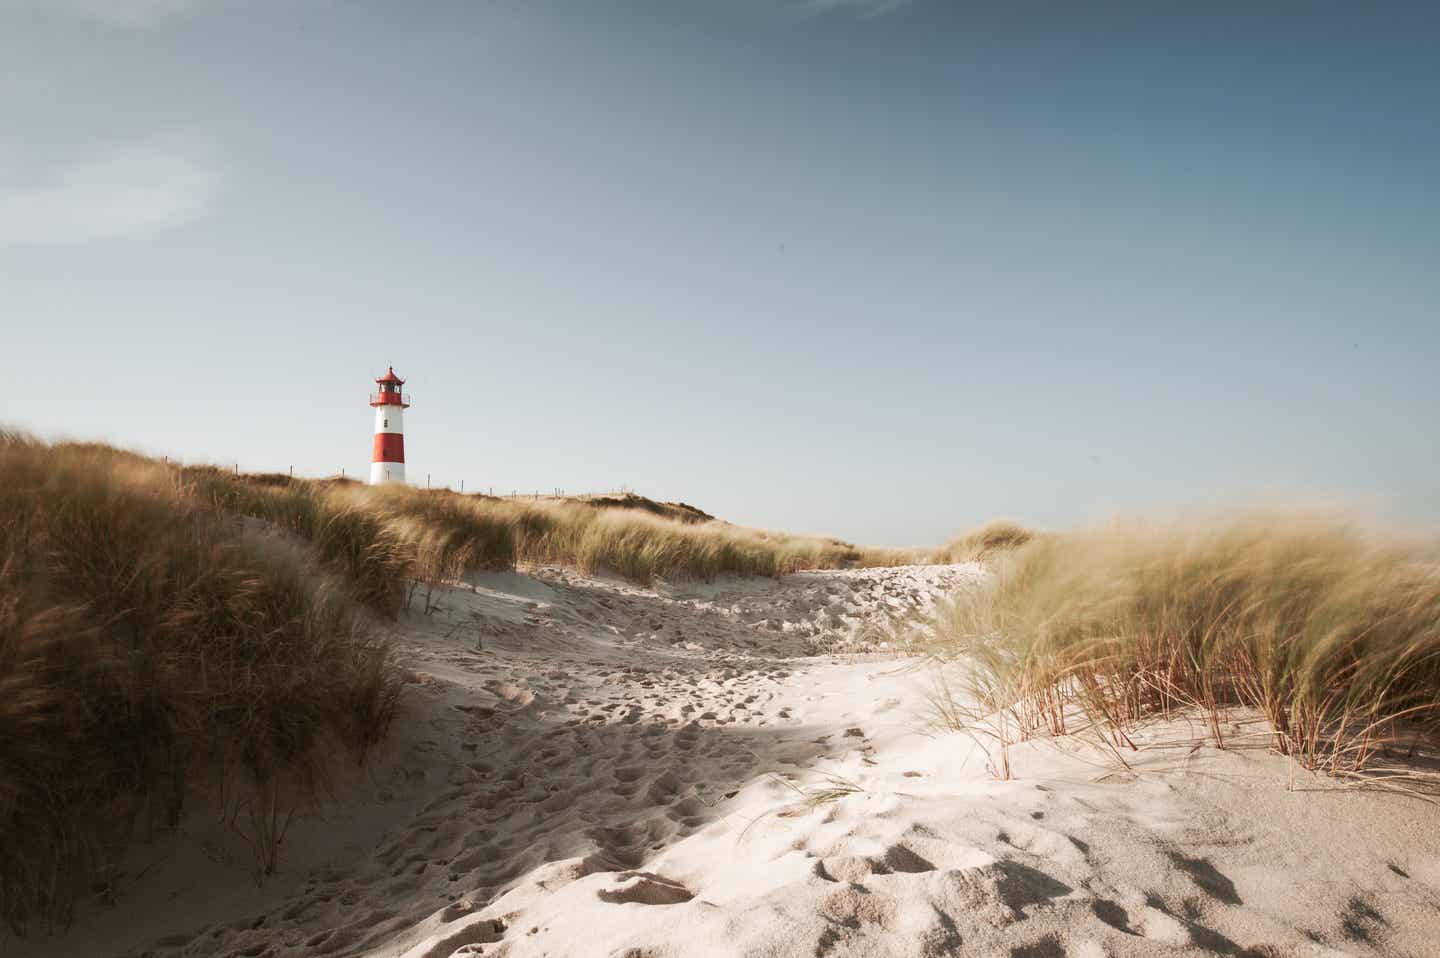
369,366,411,485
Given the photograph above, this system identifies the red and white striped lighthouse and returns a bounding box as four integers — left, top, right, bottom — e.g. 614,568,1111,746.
369,366,411,485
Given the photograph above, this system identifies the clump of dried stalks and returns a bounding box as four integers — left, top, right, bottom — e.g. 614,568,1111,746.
920,513,1440,786
0,434,402,933
0,433,919,930
932,519,1035,564
183,462,914,610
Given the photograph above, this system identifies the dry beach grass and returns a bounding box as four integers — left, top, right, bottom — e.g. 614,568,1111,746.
0,434,401,933
183,465,917,612
8,433,1440,956
0,434,913,933
922,512,1440,785
931,518,1035,564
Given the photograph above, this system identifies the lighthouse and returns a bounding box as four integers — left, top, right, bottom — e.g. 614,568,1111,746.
369,366,411,484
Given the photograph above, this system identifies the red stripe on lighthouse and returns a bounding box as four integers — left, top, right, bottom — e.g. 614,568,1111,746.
373,433,405,463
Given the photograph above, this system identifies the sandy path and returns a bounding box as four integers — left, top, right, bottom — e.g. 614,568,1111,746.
11,563,1440,958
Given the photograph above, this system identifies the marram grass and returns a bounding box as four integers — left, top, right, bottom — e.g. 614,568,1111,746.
0,435,401,932
180,462,917,612
0,433,918,930
921,513,1440,783
931,519,1035,564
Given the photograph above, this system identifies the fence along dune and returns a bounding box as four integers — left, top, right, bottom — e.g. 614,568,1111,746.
922,511,1440,780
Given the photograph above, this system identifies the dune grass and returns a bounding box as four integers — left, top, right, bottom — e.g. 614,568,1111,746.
921,513,1440,783
0,429,935,931
178,465,913,608
573,492,715,525
0,435,401,932
932,519,1035,564
0,435,925,929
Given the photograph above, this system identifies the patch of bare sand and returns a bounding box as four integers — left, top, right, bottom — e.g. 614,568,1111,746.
10,563,1440,958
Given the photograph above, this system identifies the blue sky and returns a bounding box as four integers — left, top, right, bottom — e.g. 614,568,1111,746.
2,1,1437,546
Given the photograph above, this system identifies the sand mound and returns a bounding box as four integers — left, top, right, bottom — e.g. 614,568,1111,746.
9,563,1440,958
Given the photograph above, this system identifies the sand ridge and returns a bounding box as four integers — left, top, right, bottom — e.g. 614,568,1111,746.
11,563,1440,958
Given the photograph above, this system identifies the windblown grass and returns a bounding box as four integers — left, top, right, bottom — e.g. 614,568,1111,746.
0,435,401,932
932,519,1035,564
179,467,912,608
574,493,714,524
0,434,921,928
921,513,1440,783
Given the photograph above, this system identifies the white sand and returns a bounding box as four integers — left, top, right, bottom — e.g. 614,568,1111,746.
11,564,1440,957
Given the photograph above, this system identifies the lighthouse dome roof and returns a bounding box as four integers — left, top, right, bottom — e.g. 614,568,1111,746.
375,366,405,385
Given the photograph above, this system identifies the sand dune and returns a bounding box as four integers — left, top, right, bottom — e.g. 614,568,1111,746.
12,563,1440,957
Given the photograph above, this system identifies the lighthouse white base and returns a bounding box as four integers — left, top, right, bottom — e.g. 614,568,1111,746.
370,462,406,485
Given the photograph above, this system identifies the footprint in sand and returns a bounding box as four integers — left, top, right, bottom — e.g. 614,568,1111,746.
595,872,694,905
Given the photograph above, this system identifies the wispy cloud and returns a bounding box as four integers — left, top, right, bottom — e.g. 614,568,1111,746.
0,134,220,248
792,0,912,19
1,0,205,29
